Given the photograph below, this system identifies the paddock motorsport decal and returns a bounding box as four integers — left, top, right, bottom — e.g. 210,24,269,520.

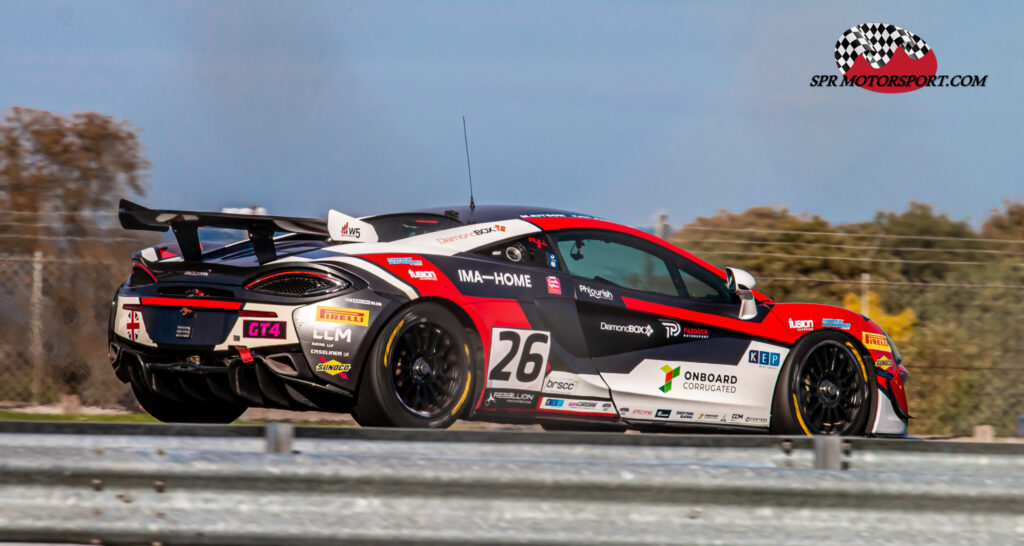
809,23,987,93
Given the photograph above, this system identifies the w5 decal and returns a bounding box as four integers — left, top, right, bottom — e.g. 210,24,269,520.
487,328,551,392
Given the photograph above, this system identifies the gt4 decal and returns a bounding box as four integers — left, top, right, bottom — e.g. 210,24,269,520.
487,328,551,392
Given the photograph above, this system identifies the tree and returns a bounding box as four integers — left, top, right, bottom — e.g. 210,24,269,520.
0,107,155,407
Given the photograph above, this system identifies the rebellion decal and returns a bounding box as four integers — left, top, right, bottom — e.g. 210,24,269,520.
243,320,286,339
316,306,370,326
483,389,536,409
862,332,891,352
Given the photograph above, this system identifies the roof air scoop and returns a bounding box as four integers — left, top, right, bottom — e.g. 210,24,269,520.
328,210,378,243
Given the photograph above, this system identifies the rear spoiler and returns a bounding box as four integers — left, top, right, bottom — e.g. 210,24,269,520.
118,199,330,265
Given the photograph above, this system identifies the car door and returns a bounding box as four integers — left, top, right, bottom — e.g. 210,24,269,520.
548,229,784,426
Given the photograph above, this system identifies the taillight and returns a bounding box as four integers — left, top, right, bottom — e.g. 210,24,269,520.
245,270,348,297
126,262,157,287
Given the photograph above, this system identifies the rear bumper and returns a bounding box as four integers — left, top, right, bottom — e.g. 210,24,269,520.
110,341,354,413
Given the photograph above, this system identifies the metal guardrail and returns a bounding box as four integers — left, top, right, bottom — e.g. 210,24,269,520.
0,422,1022,544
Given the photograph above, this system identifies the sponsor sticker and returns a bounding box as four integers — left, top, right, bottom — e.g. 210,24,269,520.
631,408,654,417
543,376,578,394
698,413,719,421
747,349,782,368
578,284,613,301
676,411,694,419
547,252,559,269
681,326,709,340
408,269,437,281
175,325,191,339
660,319,681,338
483,390,536,408
862,332,891,352
546,276,561,295
315,356,351,377
822,318,851,330
729,413,744,424
655,408,671,419
545,398,564,407
457,269,532,288
387,257,422,266
744,416,769,425
316,307,370,327
243,320,285,339
313,327,352,343
600,322,654,337
874,356,895,371
788,318,814,331
126,311,141,342
344,297,383,307
435,224,506,244
663,368,739,394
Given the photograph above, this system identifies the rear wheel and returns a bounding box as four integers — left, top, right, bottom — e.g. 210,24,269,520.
128,369,247,424
353,303,474,428
771,331,873,435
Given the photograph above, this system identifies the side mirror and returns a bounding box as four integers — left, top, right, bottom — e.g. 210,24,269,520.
725,267,756,291
725,267,758,320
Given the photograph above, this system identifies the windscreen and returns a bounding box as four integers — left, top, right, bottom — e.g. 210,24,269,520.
365,214,463,242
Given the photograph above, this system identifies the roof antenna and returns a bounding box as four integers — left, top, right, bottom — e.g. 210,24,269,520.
462,115,475,211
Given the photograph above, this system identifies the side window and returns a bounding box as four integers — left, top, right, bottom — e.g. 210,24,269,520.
477,235,561,270
551,231,677,296
676,261,735,303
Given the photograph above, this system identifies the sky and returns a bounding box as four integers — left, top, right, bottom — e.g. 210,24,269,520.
0,1,1020,229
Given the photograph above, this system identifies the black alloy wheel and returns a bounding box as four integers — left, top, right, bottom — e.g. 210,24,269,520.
792,340,868,434
390,321,463,418
771,331,873,436
353,303,474,428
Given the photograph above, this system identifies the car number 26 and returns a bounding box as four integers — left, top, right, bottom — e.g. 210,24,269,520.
487,328,551,392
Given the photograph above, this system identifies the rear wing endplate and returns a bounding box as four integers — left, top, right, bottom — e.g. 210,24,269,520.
118,199,329,264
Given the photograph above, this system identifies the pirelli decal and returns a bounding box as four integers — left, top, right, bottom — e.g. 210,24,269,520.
862,332,891,352
316,306,370,327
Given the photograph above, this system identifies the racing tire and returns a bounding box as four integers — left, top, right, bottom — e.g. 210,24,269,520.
352,302,475,428
128,372,247,424
770,331,873,436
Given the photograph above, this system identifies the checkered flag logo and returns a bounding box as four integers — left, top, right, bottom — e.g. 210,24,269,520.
835,23,931,74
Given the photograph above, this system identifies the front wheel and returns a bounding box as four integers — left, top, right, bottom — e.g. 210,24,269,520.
352,303,475,428
771,331,873,435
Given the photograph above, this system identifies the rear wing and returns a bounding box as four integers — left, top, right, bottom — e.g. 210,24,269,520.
118,199,330,265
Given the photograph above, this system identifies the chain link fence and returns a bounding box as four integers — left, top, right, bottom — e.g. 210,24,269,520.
0,254,130,410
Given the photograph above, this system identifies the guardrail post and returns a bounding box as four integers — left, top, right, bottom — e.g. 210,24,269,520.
813,436,841,470
266,423,294,454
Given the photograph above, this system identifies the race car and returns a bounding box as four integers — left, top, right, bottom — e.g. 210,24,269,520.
108,199,909,436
